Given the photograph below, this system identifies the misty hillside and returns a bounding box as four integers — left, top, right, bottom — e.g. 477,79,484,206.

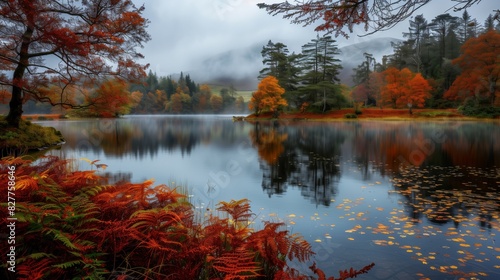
185,37,400,90
338,37,401,86
187,43,263,91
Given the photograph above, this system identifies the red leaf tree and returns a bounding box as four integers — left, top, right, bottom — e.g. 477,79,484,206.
380,67,432,112
86,79,135,118
444,30,500,105
0,0,150,127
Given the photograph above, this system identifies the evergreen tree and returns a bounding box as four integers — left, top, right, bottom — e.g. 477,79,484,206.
299,35,344,112
185,74,198,96
146,70,159,92
259,41,301,92
429,14,460,64
403,14,428,73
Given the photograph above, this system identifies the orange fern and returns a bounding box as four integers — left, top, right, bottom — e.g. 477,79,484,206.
212,248,262,279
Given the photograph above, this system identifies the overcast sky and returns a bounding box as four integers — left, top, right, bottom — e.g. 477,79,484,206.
134,0,498,78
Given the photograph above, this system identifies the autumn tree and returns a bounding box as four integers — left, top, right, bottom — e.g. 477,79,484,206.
351,84,369,104
444,30,500,106
79,79,136,117
168,92,183,114
210,94,224,113
381,67,432,112
367,71,385,107
193,84,212,113
249,76,288,116
403,73,432,113
0,0,150,127
0,88,9,104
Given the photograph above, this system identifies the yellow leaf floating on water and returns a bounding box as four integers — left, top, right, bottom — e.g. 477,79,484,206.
288,214,296,218
345,224,362,233
459,243,471,248
348,237,355,241
314,239,322,243
452,237,465,243
373,240,387,246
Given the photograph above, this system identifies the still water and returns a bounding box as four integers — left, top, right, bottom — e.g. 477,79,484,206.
42,115,499,279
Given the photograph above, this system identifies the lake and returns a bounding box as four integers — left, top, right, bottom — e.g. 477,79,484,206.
41,115,499,279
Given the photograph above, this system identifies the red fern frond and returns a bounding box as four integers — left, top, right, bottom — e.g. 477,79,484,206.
212,248,262,279
17,257,53,280
217,199,254,224
310,262,375,280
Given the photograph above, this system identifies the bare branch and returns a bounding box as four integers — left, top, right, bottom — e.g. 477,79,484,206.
257,0,484,37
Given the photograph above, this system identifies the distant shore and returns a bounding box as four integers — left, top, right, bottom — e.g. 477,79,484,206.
244,108,499,121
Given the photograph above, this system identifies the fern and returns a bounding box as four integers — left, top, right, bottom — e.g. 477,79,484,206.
0,156,373,280
53,260,85,269
212,248,263,279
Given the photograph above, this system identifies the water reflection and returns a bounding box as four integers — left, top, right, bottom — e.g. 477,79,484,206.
249,121,344,205
44,117,500,278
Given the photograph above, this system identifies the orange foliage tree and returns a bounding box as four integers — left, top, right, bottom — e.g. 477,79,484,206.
444,30,500,105
86,79,135,118
400,73,432,113
0,0,150,127
249,76,288,116
193,84,212,113
380,67,431,112
210,94,224,113
0,89,9,104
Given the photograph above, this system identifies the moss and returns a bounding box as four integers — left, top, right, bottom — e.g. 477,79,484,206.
0,117,64,155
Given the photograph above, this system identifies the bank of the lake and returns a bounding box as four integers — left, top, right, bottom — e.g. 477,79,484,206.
0,118,65,156
245,108,498,121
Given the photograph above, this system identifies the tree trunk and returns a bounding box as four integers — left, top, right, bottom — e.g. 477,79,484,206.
6,26,33,128
6,86,24,128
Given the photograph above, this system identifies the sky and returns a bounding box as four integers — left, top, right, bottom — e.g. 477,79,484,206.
134,0,498,81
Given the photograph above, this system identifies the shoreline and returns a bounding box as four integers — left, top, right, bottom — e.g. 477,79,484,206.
243,108,500,122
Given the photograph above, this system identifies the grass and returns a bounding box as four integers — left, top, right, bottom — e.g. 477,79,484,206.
206,84,254,102
415,110,455,117
246,108,477,121
0,117,64,156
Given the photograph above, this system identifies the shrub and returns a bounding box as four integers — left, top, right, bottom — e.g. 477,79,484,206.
459,98,500,118
344,113,358,119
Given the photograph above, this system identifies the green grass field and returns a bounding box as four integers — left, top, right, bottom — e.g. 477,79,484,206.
206,84,254,102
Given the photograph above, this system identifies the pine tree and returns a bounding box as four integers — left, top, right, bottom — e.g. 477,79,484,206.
299,35,344,112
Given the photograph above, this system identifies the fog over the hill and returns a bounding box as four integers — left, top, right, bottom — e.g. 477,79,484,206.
135,0,497,88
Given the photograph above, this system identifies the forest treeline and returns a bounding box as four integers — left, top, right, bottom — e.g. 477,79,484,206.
251,11,500,117
129,72,247,115
4,11,498,118
7,72,247,117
